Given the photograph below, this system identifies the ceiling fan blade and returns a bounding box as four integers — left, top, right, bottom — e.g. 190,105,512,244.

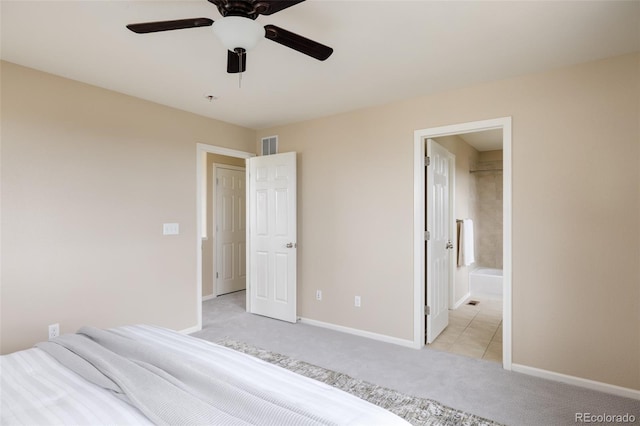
126,18,213,34
264,24,333,61
256,0,307,16
227,49,247,73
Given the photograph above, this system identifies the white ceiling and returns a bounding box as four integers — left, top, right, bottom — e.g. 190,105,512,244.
2,1,639,130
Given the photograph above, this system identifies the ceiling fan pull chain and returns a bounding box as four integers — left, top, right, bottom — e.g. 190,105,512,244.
235,47,244,88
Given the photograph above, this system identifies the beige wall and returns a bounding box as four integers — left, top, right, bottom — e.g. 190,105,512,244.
433,135,480,304
2,53,639,391
257,53,640,390
479,150,503,163
202,154,246,297
1,61,255,354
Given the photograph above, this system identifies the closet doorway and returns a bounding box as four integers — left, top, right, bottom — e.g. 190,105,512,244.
203,154,247,299
196,144,254,332
213,165,246,296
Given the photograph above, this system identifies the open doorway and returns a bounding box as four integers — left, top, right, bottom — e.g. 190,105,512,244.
413,117,512,370
428,130,504,363
196,144,254,332
203,157,246,300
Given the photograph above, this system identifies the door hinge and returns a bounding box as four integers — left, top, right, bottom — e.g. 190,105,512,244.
424,231,430,241
425,156,431,167
216,272,219,279
216,178,219,185
425,305,430,316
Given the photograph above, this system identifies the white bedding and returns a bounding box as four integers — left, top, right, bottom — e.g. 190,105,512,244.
1,325,409,425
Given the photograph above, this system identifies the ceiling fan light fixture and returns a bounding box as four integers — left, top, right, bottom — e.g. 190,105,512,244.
212,16,264,51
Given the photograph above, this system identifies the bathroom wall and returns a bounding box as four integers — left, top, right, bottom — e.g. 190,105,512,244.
473,150,503,269
432,136,480,305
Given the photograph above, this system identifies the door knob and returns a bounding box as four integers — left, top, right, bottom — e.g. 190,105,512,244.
445,240,453,250
286,242,295,248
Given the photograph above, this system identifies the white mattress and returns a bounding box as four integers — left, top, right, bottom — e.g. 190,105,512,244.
1,325,409,425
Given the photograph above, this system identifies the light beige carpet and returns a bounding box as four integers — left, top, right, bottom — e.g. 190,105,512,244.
193,291,640,425
220,339,501,426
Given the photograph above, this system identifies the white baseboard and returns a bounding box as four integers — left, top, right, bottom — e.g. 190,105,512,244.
298,317,417,349
452,292,471,310
202,294,216,301
179,325,201,335
512,363,640,400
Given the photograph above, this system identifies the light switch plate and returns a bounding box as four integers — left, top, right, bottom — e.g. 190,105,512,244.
163,223,179,235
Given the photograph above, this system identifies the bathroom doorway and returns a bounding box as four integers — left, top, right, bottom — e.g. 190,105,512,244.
413,117,512,370
428,130,505,363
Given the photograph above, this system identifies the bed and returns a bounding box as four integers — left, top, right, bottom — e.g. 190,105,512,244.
0,325,409,425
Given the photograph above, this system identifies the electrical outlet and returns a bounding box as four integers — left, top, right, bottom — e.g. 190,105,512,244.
316,290,322,301
48,323,59,340
354,296,361,307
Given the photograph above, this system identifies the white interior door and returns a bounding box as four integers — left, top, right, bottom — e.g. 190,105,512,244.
215,166,246,295
426,139,454,344
247,152,297,323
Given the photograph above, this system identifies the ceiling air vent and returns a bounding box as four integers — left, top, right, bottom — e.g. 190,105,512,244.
261,136,278,156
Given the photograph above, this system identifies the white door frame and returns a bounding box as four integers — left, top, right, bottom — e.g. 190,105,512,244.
196,143,254,332
413,117,513,370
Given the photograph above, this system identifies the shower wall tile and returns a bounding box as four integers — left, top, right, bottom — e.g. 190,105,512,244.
473,159,503,269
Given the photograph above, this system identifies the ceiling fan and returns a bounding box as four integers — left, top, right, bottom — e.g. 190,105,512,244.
126,0,333,74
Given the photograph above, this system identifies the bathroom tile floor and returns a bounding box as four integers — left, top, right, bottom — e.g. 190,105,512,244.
428,296,503,363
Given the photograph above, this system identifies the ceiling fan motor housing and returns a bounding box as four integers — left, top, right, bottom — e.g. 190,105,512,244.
208,0,267,19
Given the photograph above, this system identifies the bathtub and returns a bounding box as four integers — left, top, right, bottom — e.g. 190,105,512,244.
469,267,503,299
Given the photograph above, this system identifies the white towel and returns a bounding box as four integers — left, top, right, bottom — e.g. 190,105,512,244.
457,219,475,266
